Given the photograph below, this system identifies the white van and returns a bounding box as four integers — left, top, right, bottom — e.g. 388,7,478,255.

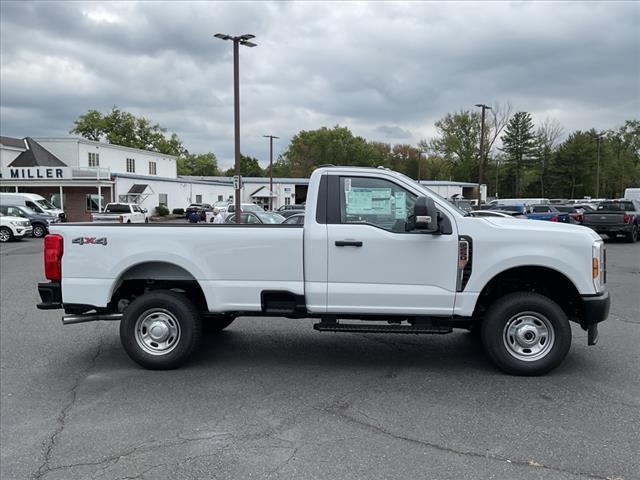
487,198,549,207
0,192,65,220
624,188,640,202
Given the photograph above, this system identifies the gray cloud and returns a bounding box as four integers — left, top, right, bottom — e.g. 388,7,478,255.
1,1,638,169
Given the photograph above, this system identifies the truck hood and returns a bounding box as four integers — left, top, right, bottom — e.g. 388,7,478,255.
458,217,601,244
479,217,601,241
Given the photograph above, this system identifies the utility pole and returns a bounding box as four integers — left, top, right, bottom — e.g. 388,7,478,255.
475,104,492,206
264,135,279,211
215,33,257,222
595,134,602,198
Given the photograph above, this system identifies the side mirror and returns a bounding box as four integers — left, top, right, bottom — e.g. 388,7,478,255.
410,196,439,233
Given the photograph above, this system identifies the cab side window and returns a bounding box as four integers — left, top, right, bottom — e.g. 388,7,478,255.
339,177,417,232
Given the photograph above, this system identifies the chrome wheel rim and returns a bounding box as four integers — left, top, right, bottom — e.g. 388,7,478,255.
34,225,45,237
134,308,181,356
0,229,10,242
503,312,555,362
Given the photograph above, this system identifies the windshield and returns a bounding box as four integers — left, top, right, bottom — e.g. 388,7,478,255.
104,204,131,213
394,172,468,216
257,212,285,224
244,204,263,213
597,202,634,211
36,199,57,210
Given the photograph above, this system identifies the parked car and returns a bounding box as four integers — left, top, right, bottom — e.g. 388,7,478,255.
0,205,60,237
185,203,212,221
281,213,305,225
0,192,65,221
0,213,32,242
525,205,571,223
582,200,640,242
91,203,149,223
488,204,527,217
225,212,285,224
277,204,305,212
279,209,306,219
551,205,583,224
468,210,515,218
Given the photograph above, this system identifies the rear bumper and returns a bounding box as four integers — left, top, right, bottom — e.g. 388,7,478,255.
585,224,632,234
37,282,62,310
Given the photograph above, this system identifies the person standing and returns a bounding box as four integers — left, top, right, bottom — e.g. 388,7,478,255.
212,208,224,224
188,210,200,223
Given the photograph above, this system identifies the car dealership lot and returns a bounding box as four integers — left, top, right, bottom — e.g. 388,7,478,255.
1,238,638,480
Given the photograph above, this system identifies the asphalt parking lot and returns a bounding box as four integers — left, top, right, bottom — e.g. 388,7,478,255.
1,237,638,480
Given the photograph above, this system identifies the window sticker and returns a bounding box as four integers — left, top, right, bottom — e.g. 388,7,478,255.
394,192,407,219
346,188,392,215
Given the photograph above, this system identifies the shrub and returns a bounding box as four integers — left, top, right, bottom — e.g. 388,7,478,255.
155,205,169,216
172,208,185,215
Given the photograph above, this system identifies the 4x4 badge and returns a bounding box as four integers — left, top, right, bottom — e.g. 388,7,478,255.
72,237,108,246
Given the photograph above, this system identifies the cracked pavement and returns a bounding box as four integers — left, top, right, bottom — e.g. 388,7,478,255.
1,238,639,480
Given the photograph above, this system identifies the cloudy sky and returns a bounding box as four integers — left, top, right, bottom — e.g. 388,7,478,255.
1,1,638,169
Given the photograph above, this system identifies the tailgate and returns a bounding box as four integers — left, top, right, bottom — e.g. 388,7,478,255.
583,213,624,226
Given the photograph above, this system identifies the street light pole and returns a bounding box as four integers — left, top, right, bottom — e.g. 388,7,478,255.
596,135,602,198
475,103,492,206
264,135,279,211
215,33,257,223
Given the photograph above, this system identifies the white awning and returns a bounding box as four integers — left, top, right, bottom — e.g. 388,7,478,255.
250,186,276,198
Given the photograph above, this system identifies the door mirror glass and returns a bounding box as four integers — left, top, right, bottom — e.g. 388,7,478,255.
410,196,439,233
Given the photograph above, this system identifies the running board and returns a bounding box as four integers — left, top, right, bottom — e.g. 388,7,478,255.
313,322,452,334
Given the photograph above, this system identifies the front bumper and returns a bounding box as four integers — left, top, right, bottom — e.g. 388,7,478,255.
579,290,610,346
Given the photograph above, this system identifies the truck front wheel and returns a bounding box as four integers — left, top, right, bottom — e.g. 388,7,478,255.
120,290,202,370
481,292,571,376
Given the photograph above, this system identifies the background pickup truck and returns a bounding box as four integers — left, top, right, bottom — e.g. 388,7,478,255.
582,200,640,242
37,166,610,376
91,203,149,223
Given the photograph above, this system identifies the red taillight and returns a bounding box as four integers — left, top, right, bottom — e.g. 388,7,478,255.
551,216,558,222
576,214,583,223
44,234,63,281
623,213,631,223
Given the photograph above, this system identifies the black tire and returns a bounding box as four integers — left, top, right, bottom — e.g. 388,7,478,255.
480,292,571,376
202,315,235,334
0,227,13,243
626,223,638,243
119,290,202,370
32,223,47,238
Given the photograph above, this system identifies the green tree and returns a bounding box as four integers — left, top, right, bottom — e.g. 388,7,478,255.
177,152,220,177
279,126,377,177
500,111,536,196
425,110,482,183
224,155,264,177
70,106,186,157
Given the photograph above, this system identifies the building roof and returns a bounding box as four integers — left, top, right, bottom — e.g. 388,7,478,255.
0,136,26,149
128,184,149,194
250,186,277,198
33,136,178,160
8,138,67,167
181,175,310,185
113,172,232,187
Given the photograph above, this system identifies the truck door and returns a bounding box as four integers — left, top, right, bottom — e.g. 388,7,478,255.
325,174,458,316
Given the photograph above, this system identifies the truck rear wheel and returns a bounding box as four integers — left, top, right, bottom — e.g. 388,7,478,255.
120,290,202,370
481,292,571,376
626,223,638,243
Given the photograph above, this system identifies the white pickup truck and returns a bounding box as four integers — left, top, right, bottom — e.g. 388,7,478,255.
37,166,610,375
91,203,149,223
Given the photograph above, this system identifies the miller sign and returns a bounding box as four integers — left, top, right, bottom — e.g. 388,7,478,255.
2,167,71,180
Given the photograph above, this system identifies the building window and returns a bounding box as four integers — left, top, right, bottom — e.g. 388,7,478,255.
217,195,223,202
126,158,135,173
86,194,105,212
88,152,100,167
159,194,168,207
149,161,157,175
195,194,202,203
285,197,291,205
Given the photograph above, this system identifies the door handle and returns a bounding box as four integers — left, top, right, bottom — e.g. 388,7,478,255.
335,240,363,247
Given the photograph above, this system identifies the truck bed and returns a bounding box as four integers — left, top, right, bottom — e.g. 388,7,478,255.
52,223,304,311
